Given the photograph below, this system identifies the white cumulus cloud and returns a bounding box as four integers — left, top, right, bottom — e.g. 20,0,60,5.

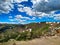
18,7,36,16
0,0,28,14
0,0,14,13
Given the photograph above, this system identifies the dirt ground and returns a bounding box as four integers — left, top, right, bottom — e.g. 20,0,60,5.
0,36,60,45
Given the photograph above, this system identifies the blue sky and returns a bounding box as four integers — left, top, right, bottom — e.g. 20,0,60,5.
0,0,60,24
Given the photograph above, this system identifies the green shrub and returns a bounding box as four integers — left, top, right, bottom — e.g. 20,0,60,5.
16,31,31,41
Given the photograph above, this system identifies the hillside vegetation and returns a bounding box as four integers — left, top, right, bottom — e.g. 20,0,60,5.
0,22,60,43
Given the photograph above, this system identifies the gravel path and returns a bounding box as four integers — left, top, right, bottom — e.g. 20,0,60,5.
0,36,60,45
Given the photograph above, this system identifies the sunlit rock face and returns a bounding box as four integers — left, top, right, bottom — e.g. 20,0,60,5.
33,0,60,13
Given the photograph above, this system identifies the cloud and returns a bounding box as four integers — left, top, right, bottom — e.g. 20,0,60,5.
9,16,13,19
0,0,28,14
18,7,36,16
0,0,50,17
9,15,30,23
15,15,31,20
31,0,42,4
31,17,36,20
18,6,56,18
15,15,36,20
18,7,24,12
0,0,14,13
23,7,36,16
33,0,60,13
9,15,37,24
0,22,18,24
13,0,28,3
53,14,60,20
